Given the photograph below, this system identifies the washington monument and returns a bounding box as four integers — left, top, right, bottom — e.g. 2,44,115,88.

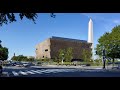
88,18,94,60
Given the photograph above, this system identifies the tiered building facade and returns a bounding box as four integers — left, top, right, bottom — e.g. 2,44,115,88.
35,36,92,60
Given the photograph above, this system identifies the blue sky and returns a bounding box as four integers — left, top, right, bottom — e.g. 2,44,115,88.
0,13,120,59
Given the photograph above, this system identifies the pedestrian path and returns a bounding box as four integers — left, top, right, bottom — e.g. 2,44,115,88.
1,68,109,77
8,69,78,77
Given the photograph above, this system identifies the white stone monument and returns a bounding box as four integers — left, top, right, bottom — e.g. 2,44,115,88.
88,18,94,60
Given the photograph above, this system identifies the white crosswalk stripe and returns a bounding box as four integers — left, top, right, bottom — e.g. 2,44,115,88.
30,70,43,74
49,69,62,73
38,69,63,73
41,69,76,73
26,70,35,74
11,69,78,76
35,69,58,74
43,69,57,73
19,71,28,75
12,71,19,76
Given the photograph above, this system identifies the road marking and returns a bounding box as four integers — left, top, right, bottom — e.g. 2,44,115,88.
10,69,78,77
42,69,62,73
42,69,75,73
12,71,19,76
30,70,45,73
26,70,35,74
30,70,43,74
19,71,28,75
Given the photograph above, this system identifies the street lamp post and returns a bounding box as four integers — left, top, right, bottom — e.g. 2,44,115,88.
103,49,105,69
95,45,106,69
102,46,106,69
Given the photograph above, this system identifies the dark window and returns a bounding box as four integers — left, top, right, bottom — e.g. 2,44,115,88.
43,56,44,58
45,49,48,52
36,49,38,50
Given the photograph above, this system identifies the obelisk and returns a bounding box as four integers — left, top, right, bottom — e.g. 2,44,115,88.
88,18,94,60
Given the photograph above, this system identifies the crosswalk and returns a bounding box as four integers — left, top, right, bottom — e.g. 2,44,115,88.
4,68,105,77
9,69,78,77
12,71,19,76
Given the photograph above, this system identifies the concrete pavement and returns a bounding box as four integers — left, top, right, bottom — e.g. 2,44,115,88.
1,65,120,77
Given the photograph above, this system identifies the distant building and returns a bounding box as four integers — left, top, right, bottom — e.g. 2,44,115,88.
35,36,92,60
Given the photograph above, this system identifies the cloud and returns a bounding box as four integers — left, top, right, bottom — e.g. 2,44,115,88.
81,13,120,24
104,23,114,32
81,13,120,31
113,20,120,24
81,13,99,20
81,13,113,24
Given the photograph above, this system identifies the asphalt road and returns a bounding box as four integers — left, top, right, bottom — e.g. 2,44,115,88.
1,66,120,77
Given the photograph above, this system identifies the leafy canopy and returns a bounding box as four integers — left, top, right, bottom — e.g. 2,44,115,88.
96,25,120,59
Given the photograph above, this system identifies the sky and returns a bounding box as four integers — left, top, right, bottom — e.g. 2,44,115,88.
0,13,120,60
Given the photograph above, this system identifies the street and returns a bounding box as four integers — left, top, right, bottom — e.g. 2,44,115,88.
1,65,120,77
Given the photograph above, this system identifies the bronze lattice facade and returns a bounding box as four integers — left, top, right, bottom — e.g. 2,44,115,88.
35,36,92,60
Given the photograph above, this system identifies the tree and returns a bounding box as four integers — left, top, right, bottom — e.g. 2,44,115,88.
94,59,102,66
0,41,9,60
53,57,58,62
28,57,35,62
0,13,55,26
11,55,28,62
58,48,73,62
64,47,73,62
81,49,92,62
58,49,65,62
11,56,17,61
95,32,110,57
11,55,36,62
96,25,120,67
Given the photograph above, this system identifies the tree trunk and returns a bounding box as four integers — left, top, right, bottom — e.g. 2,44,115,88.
112,58,115,68
103,56,106,69
103,60,106,69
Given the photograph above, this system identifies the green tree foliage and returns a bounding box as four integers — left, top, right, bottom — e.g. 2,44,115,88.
11,55,35,62
96,25,120,66
53,57,60,63
0,41,9,60
11,55,28,62
94,59,102,66
0,13,55,26
95,32,110,57
64,47,73,62
81,49,92,62
58,48,73,62
11,56,17,61
28,57,35,62
44,57,50,62
58,49,65,61
0,13,37,26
